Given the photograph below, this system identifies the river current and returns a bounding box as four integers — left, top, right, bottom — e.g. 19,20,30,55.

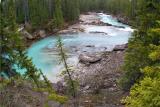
26,13,133,82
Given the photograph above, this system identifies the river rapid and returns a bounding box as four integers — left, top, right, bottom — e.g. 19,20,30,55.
26,13,133,82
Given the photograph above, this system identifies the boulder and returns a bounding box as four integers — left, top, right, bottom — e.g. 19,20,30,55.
58,29,78,34
113,44,128,51
79,54,102,64
91,21,112,26
37,30,46,38
52,81,66,94
89,31,108,35
48,101,61,107
113,25,125,28
86,45,95,47
21,30,34,40
117,16,129,25
0,77,4,82
79,28,85,32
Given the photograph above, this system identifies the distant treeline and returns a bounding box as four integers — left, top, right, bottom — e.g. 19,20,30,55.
80,0,131,15
1,0,144,28
1,0,79,28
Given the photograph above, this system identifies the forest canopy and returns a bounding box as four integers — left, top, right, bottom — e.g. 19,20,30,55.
1,0,136,29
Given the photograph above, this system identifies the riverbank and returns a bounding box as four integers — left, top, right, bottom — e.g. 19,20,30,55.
52,44,128,107
17,12,132,106
22,12,132,48
0,45,128,107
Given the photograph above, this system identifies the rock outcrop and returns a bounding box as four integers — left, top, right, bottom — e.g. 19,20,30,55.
21,29,47,40
71,50,127,107
79,54,102,64
37,30,46,38
90,21,112,26
58,29,78,34
21,30,34,40
89,31,108,35
117,15,130,25
113,44,128,51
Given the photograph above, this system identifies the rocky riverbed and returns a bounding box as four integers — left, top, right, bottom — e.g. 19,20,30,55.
19,12,133,107
49,13,131,107
0,45,127,107
57,12,130,35
52,45,127,107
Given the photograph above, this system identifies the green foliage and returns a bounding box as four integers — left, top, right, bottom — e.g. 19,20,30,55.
1,0,137,30
0,0,54,88
0,76,67,106
124,62,160,107
34,87,68,104
56,37,78,98
54,0,64,28
0,76,34,106
149,45,160,61
62,0,79,22
1,0,79,29
121,1,160,106
124,77,160,107
123,42,160,107
120,27,160,90
28,0,49,28
119,34,152,90
48,94,68,104
1,0,25,78
1,2,69,106
120,0,160,90
142,66,160,78
79,0,131,16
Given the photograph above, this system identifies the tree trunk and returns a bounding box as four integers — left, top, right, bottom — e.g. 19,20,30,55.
23,0,29,23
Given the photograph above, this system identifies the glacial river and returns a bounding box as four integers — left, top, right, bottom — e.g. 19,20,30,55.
27,13,133,82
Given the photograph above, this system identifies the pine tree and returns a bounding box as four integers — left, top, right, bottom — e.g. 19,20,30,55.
56,37,77,98
120,0,160,90
54,0,64,28
1,0,45,87
124,43,160,107
62,0,80,21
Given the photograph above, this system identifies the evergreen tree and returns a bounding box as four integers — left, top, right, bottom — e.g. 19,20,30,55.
0,0,45,87
62,0,80,21
56,37,77,98
124,42,160,107
120,0,160,90
54,0,64,28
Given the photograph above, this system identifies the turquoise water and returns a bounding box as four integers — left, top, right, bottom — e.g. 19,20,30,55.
26,13,133,82
98,13,128,28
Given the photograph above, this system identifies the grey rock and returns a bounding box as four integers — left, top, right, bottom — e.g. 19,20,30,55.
89,31,108,35
113,44,127,51
21,30,34,40
86,45,95,47
113,25,125,28
52,81,66,94
37,30,46,38
58,29,78,34
48,101,62,107
79,54,102,64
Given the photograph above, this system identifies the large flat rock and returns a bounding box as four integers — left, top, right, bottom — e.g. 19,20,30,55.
79,53,102,64
113,44,128,51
